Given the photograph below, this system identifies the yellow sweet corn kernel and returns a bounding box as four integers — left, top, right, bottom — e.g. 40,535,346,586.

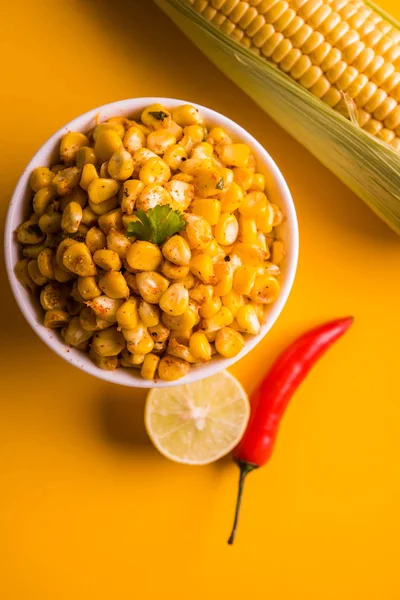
123,126,146,154
271,240,285,265
94,129,122,163
238,215,258,244
191,142,214,159
232,243,269,265
141,354,160,380
163,144,188,170
184,125,207,144
167,338,196,363
88,178,119,204
233,167,254,192
185,214,213,249
80,164,99,191
256,204,275,234
136,183,171,212
126,241,162,271
162,235,191,266
219,181,244,212
189,283,213,304
189,253,215,284
216,143,251,168
172,104,203,127
158,356,190,381
180,157,213,175
161,261,190,280
141,104,172,129
159,283,189,316
236,304,261,335
214,213,239,246
239,191,268,218
189,331,212,362
116,297,139,330
138,300,160,327
251,173,265,192
201,306,233,332
216,168,234,194
199,296,222,319
221,290,245,317
119,179,145,214
164,180,194,211
232,265,258,296
249,274,280,304
147,129,177,155
207,127,232,145
191,198,221,225
213,261,233,296
215,326,245,358
135,271,170,304
139,156,171,185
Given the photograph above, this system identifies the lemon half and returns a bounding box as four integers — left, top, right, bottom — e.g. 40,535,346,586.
145,371,250,465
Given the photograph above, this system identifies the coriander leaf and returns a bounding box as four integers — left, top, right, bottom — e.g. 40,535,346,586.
148,111,169,121
216,177,224,190
125,205,185,245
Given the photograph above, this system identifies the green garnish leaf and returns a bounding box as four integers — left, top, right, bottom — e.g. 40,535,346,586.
125,205,185,245
149,111,169,121
216,177,224,190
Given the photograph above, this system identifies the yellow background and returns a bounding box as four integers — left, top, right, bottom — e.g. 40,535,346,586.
1,1,400,598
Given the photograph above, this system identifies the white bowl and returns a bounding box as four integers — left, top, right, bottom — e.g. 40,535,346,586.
5,97,299,388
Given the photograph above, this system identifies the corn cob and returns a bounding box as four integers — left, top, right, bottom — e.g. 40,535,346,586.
186,0,400,151
156,0,400,231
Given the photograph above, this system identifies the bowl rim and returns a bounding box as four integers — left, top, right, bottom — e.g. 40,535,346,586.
4,97,299,388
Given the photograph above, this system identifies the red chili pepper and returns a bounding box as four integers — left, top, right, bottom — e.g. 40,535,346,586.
228,316,353,545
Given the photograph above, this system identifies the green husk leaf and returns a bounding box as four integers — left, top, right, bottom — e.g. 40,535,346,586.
125,205,185,245
154,0,400,234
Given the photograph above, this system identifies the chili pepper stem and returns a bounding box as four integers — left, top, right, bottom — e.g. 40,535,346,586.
227,460,257,545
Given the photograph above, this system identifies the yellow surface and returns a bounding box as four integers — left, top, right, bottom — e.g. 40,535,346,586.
0,1,399,598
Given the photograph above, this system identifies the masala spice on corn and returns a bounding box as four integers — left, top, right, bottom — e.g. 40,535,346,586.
14,102,285,381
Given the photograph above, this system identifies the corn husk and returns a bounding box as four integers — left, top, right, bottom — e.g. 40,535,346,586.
155,0,400,234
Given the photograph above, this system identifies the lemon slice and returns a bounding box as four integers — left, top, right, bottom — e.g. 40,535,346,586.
145,371,250,465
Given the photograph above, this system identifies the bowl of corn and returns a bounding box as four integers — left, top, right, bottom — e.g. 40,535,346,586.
5,97,298,387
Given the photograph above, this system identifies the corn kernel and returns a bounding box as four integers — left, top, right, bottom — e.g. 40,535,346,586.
88,178,119,205
185,214,213,249
199,296,222,319
238,215,258,244
221,290,245,316
163,144,188,170
173,104,203,127
147,130,177,155
232,265,258,296
189,331,212,362
126,241,162,271
249,274,280,304
141,354,160,380
250,173,265,192
141,104,172,129
139,156,171,185
159,282,189,316
214,213,239,246
213,261,233,296
190,253,215,284
239,191,268,218
138,300,160,327
215,326,245,358
95,129,122,162
207,127,232,145
236,305,261,335
256,203,275,233
216,143,251,168
219,181,244,212
191,198,221,225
